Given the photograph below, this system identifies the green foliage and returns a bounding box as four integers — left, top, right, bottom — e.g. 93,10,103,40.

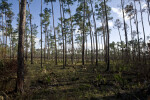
95,74,107,86
45,75,51,83
113,72,127,88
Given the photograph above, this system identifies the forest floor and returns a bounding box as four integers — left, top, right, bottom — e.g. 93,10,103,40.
0,59,150,100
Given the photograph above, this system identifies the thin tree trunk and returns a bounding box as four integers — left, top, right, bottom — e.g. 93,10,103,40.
51,0,57,65
90,0,98,66
44,27,47,62
121,0,128,63
0,36,1,56
59,0,65,68
86,36,88,63
82,0,86,66
139,0,146,64
2,13,4,58
88,15,93,65
134,0,141,62
104,0,110,71
17,0,26,93
118,28,123,60
48,35,50,60
62,3,67,66
25,28,28,61
12,34,14,59
68,4,74,65
102,23,106,63
5,10,7,58
146,0,150,26
129,17,134,61
101,36,104,61
41,0,43,68
28,3,33,64
10,33,11,59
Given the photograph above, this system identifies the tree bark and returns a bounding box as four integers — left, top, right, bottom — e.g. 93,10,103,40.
68,4,74,65
5,9,7,58
59,0,65,68
134,0,141,62
28,3,33,64
2,13,4,58
51,0,57,65
25,27,28,61
62,3,67,66
41,0,43,68
88,15,93,65
139,0,146,64
82,0,86,66
121,0,128,63
90,0,98,66
17,0,26,93
104,0,110,71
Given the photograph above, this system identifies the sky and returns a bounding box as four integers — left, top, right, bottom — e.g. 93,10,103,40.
1,0,150,49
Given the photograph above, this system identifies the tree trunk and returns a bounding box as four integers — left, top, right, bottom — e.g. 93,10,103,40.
118,28,123,60
28,3,33,64
134,0,141,62
17,0,26,93
44,27,47,62
129,17,134,61
86,36,88,63
25,28,28,61
146,0,150,26
41,0,43,68
82,0,85,66
5,10,7,58
90,0,98,66
12,34,14,59
104,0,110,71
139,0,146,64
62,3,67,66
10,34,12,59
2,14,4,58
68,4,74,65
121,0,128,63
48,35,50,60
88,15,93,65
59,0,65,68
51,1,57,65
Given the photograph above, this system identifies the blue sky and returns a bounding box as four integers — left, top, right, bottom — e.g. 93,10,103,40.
2,0,150,49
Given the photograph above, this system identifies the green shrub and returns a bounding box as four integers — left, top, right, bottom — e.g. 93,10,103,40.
45,75,51,83
95,74,107,86
113,72,127,88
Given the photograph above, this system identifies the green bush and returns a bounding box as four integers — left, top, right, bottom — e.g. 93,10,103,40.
95,74,107,86
45,75,51,83
113,72,127,88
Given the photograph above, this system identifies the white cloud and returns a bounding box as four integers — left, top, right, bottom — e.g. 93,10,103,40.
141,1,147,9
74,28,82,35
112,7,122,17
111,7,129,21
142,4,147,9
35,37,40,49
108,21,113,27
